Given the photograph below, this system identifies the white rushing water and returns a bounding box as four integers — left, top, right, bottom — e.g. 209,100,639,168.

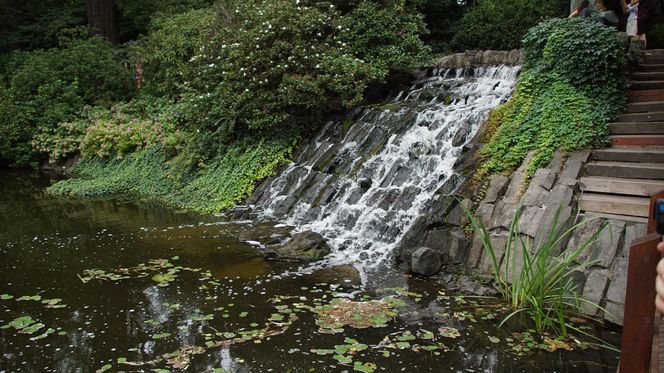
255,66,520,274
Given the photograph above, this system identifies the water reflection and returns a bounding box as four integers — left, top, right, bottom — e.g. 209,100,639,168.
0,169,620,372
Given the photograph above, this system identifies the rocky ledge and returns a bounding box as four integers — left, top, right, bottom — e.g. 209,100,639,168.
436,49,524,68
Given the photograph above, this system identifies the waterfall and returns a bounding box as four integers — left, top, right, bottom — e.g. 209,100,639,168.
252,66,520,273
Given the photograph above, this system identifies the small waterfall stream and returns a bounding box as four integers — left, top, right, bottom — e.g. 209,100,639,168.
253,66,520,273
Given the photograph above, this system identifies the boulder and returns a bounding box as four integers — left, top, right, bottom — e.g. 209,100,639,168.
411,247,442,276
310,264,361,286
265,231,330,261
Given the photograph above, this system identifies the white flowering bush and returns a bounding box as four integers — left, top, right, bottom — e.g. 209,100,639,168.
182,0,430,147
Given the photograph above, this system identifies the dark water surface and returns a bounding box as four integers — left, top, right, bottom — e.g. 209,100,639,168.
0,169,620,372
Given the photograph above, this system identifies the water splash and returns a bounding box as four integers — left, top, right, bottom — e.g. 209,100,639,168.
254,66,520,274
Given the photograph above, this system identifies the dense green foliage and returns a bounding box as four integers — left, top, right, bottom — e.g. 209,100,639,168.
130,8,215,98
0,0,85,53
452,0,568,51
49,138,294,213
182,0,430,150
477,18,627,178
23,0,429,212
0,33,131,166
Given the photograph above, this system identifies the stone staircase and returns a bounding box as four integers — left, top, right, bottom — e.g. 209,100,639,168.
579,49,664,222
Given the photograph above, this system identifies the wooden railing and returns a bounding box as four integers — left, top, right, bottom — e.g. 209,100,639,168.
619,191,664,372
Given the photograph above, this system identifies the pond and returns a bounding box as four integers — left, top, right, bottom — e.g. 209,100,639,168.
0,169,620,372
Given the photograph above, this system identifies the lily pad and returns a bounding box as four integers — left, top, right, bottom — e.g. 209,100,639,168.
0,294,13,300
439,326,461,339
152,332,172,340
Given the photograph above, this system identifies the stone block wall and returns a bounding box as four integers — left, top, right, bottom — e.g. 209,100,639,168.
397,148,643,325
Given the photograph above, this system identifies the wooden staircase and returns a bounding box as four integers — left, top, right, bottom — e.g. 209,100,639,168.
579,49,664,222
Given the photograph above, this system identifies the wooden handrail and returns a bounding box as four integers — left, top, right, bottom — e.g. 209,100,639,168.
619,191,664,372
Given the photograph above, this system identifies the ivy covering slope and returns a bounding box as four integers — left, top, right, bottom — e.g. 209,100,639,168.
476,19,627,179
44,0,430,212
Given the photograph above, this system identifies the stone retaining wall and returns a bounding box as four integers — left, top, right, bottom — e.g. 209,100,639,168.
436,49,524,68
397,148,642,325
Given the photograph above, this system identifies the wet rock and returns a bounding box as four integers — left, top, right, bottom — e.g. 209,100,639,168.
580,269,610,316
518,206,544,238
481,50,509,65
237,224,292,245
310,264,361,286
265,231,330,261
411,247,442,276
507,49,521,65
358,178,372,190
452,123,471,147
530,168,557,191
481,175,510,204
605,258,628,325
446,199,472,226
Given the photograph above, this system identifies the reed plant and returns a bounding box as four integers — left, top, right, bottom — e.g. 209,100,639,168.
464,205,607,336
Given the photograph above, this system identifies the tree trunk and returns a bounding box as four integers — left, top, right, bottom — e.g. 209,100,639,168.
86,0,118,44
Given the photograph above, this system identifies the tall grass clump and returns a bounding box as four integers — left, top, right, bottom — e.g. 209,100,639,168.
465,205,607,336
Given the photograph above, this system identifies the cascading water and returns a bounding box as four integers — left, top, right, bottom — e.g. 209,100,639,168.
252,66,520,274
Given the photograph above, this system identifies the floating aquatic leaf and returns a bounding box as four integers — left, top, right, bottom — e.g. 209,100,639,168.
152,332,172,340
439,327,461,339
268,313,284,322
418,330,434,340
543,337,573,352
96,364,112,373
17,295,41,301
152,273,177,286
192,314,214,321
0,294,13,300
353,361,377,373
311,297,403,333
213,369,231,373
488,336,500,344
311,349,335,355
21,322,45,334
333,354,352,364
395,341,411,349
117,357,127,364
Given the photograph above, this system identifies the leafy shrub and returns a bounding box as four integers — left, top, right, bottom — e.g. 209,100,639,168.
131,8,215,98
50,137,295,213
0,32,132,165
80,97,180,159
0,0,86,53
31,107,94,162
452,0,568,51
477,18,626,178
183,0,430,149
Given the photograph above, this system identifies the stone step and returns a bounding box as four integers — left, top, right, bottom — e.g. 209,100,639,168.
617,111,664,122
638,64,664,72
633,72,664,81
579,193,650,217
625,101,664,113
628,89,664,102
583,212,649,224
644,55,664,64
592,147,664,162
609,122,664,134
646,49,664,56
630,80,664,90
585,160,664,179
579,176,664,196
610,134,664,146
